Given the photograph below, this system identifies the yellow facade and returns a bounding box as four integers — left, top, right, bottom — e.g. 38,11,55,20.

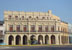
4,10,69,45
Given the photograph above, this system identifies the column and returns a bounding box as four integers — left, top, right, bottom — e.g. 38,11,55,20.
36,35,38,41
49,35,51,44
13,35,16,45
14,23,16,31
36,22,38,33
43,35,45,44
21,23,23,32
4,35,8,45
60,35,62,45
55,23,58,32
27,35,30,45
66,35,69,44
21,35,23,45
28,20,30,32
48,25,51,32
42,24,45,32
60,26,61,32
56,35,59,45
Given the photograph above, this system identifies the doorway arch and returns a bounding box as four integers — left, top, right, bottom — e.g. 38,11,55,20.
23,35,27,45
9,35,14,45
16,35,21,45
51,35,55,44
45,35,49,44
30,35,36,44
38,35,43,44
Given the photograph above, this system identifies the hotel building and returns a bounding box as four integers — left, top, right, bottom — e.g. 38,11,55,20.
4,10,69,45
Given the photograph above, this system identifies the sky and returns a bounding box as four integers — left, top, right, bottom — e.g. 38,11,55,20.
0,0,72,24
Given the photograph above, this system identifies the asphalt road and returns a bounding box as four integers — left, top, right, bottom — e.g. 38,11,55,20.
0,46,72,50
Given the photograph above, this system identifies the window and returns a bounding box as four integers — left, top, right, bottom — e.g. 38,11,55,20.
38,25,42,32
51,26,54,32
22,16,24,20
23,25,27,32
15,16,18,20
45,26,48,32
31,25,35,32
29,16,31,18
16,25,20,32
9,25,13,32
8,15,11,19
42,17,45,19
36,16,38,19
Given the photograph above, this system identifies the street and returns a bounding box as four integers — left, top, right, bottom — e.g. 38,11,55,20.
0,45,72,50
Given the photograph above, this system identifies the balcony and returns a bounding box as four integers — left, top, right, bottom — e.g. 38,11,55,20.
5,30,68,34
30,30,36,32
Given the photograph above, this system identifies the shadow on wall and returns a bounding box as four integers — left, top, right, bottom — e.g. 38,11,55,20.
0,40,6,45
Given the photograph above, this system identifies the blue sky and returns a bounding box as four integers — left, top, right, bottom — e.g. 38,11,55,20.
0,0,72,24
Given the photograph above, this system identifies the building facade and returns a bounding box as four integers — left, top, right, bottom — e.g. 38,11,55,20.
4,10,69,45
0,21,5,43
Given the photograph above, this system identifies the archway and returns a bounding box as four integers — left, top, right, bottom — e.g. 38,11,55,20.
38,35,43,44
23,35,27,45
30,35,36,44
51,35,55,44
45,35,49,44
9,35,14,45
16,35,21,45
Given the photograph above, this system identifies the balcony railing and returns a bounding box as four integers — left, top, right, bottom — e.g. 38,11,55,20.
5,30,68,33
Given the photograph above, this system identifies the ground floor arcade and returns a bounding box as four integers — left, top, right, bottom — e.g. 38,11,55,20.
4,33,69,45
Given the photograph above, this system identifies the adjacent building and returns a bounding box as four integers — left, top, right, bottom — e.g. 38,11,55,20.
4,10,69,45
0,21,5,43
68,24,72,44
